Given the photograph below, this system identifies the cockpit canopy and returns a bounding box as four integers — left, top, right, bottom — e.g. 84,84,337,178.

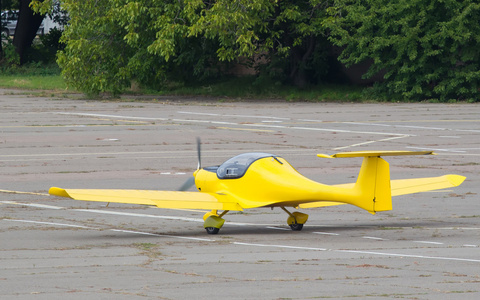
216,152,275,179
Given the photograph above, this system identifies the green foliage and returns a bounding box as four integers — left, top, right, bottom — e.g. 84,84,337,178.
51,0,338,95
326,0,480,102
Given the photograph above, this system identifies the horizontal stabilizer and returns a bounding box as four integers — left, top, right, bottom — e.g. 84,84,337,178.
317,150,435,159
298,174,466,209
391,174,466,196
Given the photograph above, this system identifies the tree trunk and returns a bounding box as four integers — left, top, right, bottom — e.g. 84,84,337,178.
13,0,45,64
0,0,3,55
289,35,316,89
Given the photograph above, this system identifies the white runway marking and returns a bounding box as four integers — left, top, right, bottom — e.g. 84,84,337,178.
234,242,480,263
4,200,479,262
266,226,291,231
4,219,214,242
5,219,94,229
363,236,388,241
406,146,467,153
313,232,340,236
1,201,63,209
414,241,444,245
333,136,409,150
55,112,411,137
177,111,290,120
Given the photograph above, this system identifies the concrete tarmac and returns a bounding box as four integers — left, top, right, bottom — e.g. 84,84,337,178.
1,89,479,299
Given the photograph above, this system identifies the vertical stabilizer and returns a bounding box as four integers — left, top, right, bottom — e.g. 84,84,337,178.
353,156,392,213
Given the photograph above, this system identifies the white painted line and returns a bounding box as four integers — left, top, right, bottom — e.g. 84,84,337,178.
110,229,214,242
177,111,290,120
266,226,291,231
0,190,49,196
463,244,479,248
363,236,387,241
5,219,94,229
56,112,168,121
336,249,480,263
55,112,410,137
233,242,328,251
313,232,340,236
406,146,467,153
73,209,204,223
333,135,409,150
298,119,322,122
1,201,64,210
233,242,480,263
413,241,444,245
3,219,214,242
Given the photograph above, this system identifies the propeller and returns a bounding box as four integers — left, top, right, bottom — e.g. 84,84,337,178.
178,138,202,191
196,137,201,170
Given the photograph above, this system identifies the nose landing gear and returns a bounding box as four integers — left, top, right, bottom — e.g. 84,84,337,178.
203,210,229,234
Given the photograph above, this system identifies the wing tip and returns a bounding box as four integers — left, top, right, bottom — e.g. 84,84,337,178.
445,174,466,187
49,187,72,198
317,154,334,159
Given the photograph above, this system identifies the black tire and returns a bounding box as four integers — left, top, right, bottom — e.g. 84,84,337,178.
289,223,304,231
205,227,220,234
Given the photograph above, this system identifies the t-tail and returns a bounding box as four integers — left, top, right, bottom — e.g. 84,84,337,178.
316,150,466,214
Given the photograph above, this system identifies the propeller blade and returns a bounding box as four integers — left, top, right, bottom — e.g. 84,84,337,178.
196,137,201,170
178,176,195,191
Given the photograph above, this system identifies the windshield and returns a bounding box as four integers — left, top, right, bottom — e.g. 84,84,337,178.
217,152,274,179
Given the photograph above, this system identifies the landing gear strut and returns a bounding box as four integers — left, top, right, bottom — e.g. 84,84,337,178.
203,210,229,234
281,207,309,231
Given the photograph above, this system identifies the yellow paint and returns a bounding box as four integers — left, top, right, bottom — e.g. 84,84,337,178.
49,150,466,233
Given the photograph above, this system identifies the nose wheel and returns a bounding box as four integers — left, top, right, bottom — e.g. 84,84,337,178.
203,210,229,234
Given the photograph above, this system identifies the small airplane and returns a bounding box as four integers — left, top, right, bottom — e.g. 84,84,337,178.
49,141,466,234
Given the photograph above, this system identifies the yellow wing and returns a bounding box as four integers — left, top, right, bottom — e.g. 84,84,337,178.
298,174,466,209
49,187,243,211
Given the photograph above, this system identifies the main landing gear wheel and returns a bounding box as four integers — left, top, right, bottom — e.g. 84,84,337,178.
205,227,220,234
281,207,309,232
289,223,304,231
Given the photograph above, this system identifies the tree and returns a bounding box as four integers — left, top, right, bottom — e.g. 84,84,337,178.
53,0,337,94
326,0,480,101
13,0,44,64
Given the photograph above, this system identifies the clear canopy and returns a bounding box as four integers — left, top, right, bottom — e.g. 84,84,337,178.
216,152,274,179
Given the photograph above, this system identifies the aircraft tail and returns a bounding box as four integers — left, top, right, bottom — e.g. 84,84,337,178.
352,156,392,213
318,151,436,214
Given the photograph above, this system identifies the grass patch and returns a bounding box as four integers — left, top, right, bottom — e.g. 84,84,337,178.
147,76,371,102
0,74,68,90
0,69,374,101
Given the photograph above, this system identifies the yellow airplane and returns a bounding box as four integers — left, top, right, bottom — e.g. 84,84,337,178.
49,147,465,234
